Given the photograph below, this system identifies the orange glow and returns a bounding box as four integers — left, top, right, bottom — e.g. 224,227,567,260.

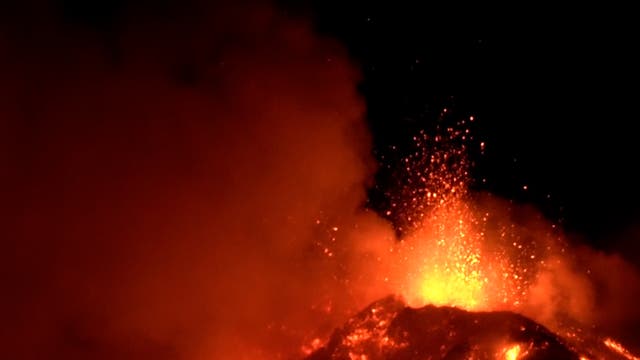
5,1,640,358
604,338,640,360
300,117,640,359
399,197,492,310
503,344,522,360
386,128,529,311
418,263,485,309
301,338,324,356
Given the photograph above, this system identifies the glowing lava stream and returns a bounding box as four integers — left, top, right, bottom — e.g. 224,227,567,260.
604,338,640,360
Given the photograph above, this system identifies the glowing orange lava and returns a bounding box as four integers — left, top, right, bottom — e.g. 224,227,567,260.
385,124,529,311
604,338,640,360
304,115,640,359
399,197,491,310
503,344,522,360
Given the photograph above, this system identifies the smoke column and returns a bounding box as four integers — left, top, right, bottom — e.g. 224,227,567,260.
0,2,394,358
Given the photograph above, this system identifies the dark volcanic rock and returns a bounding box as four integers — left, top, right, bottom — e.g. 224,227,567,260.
306,296,580,360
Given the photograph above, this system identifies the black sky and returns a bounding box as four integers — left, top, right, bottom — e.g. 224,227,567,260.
291,1,640,251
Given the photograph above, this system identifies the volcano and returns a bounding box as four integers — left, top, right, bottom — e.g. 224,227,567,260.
299,118,640,360
304,296,634,360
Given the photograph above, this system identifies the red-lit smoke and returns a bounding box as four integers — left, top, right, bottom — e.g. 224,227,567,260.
0,2,393,359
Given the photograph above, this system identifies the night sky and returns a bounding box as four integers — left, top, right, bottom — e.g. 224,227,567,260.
296,2,640,252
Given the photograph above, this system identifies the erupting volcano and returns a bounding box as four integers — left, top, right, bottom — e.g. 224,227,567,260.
3,2,640,359
303,119,640,360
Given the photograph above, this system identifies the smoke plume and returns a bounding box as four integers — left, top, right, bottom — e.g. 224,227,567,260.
0,2,392,358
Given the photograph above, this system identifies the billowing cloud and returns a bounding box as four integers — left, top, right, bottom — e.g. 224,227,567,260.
0,2,391,358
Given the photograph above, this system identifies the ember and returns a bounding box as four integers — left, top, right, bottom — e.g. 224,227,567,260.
375,126,537,312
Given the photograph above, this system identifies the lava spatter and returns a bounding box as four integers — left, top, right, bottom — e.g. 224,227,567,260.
384,120,535,312
304,113,640,359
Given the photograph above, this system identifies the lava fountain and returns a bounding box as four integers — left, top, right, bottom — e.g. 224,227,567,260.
377,120,539,313
304,115,640,359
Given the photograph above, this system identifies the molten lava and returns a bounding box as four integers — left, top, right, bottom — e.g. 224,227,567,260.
604,338,640,360
503,344,522,360
382,125,532,312
304,117,640,359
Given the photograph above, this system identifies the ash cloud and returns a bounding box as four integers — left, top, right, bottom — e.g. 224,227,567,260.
0,2,392,358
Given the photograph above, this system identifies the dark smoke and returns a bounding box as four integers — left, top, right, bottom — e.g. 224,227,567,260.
0,2,392,358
